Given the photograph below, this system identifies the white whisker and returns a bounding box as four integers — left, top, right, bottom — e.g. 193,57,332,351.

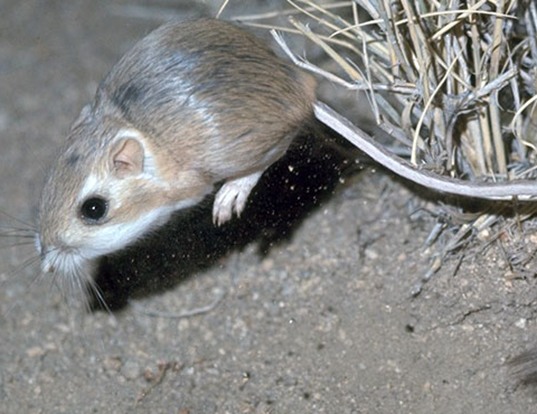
85,275,111,313
0,241,35,250
0,210,35,231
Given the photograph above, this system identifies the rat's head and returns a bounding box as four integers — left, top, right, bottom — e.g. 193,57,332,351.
36,108,180,283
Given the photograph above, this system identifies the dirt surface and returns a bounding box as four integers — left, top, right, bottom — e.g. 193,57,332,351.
2,1,537,413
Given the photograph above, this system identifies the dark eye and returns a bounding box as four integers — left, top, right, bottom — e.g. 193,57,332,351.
80,197,108,222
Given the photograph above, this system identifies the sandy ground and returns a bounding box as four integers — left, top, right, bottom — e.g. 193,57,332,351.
2,1,537,413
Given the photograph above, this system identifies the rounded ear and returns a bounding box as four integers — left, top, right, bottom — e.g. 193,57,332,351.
110,135,145,178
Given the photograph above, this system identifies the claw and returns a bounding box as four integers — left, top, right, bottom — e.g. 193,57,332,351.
212,171,263,226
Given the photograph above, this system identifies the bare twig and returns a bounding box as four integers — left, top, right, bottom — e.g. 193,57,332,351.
133,291,225,319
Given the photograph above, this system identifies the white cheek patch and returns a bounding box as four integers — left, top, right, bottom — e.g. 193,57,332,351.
46,185,208,278
60,194,204,262
78,203,185,259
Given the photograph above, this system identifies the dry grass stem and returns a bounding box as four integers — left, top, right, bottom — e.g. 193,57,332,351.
237,0,537,273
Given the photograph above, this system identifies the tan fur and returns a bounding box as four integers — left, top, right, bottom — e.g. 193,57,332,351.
37,18,316,276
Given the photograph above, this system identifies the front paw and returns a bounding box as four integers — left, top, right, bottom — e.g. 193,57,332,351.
212,171,263,226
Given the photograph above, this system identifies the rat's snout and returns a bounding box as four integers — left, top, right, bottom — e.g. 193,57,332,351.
36,233,89,277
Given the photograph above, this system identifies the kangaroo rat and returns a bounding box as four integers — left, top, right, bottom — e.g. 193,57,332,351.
37,18,316,280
